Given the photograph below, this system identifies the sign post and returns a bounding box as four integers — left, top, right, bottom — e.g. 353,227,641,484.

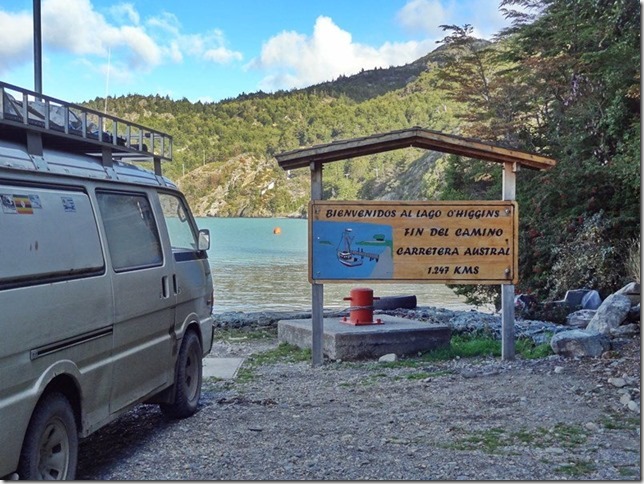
501,162,518,360
310,161,324,366
276,127,556,366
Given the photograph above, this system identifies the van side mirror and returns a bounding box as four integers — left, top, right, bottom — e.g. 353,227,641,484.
197,229,210,251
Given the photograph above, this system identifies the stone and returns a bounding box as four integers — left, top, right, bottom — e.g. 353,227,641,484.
586,294,632,334
627,304,640,323
608,377,627,388
379,353,397,363
563,289,591,308
615,282,641,306
565,309,596,329
627,400,640,413
620,393,632,405
610,324,640,338
581,290,602,310
550,329,610,358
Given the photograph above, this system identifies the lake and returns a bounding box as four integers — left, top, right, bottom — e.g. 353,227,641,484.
199,217,482,313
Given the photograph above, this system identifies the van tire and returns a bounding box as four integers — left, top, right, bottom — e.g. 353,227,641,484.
160,330,203,419
18,392,78,480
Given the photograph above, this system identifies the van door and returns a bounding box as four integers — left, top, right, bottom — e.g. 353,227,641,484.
96,190,175,412
158,192,213,350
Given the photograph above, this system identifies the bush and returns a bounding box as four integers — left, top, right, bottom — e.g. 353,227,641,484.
547,212,623,299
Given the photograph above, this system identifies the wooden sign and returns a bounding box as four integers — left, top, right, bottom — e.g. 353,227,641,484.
309,200,518,284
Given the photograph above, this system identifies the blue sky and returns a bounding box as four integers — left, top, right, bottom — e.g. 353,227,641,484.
0,0,512,104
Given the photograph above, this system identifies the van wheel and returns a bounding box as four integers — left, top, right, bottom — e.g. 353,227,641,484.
160,331,202,419
18,392,78,480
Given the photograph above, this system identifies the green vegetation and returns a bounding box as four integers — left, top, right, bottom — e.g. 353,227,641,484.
236,343,311,382
421,333,552,362
86,0,640,308
213,327,277,342
449,423,590,454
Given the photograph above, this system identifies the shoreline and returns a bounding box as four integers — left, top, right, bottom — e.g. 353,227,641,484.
212,305,564,345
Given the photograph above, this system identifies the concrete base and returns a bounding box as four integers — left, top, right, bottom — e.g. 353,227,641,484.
278,315,451,361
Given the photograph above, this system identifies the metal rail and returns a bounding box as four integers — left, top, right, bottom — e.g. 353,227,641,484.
0,81,173,166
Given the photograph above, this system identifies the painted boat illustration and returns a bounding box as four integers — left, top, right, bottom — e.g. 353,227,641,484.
336,228,380,267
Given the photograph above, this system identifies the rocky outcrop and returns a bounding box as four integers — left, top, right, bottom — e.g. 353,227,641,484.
550,282,640,358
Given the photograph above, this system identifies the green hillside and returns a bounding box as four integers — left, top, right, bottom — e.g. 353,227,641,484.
83,0,640,305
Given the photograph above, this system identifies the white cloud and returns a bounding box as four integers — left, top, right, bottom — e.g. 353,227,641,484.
109,3,140,26
396,0,449,38
397,0,510,41
0,10,33,74
0,0,242,80
250,16,430,92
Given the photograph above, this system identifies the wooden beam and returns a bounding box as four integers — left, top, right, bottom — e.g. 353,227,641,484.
276,127,556,171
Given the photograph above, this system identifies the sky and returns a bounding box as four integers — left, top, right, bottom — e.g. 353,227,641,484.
0,0,513,104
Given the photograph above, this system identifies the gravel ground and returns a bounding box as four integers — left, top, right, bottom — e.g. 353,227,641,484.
76,331,641,480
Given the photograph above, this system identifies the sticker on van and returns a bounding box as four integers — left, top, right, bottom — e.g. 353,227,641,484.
13,195,33,214
61,196,76,212
1,194,16,213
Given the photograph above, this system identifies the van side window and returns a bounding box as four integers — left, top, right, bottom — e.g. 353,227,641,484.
0,185,104,288
97,191,163,271
159,193,198,251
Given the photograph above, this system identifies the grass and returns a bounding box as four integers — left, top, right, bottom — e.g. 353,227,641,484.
236,342,311,382
213,327,277,341
379,333,553,367
448,423,590,454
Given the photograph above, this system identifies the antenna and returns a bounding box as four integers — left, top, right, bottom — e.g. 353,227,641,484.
104,47,111,113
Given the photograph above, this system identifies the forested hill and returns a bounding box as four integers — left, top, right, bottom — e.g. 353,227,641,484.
83,0,640,305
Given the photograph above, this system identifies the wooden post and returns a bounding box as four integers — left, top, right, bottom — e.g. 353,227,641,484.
310,161,324,366
501,162,517,360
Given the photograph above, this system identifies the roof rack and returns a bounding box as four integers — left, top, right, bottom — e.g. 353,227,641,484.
0,81,172,176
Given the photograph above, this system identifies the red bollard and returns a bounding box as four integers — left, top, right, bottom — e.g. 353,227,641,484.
342,287,383,326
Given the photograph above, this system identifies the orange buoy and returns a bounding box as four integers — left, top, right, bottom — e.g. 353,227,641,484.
273,227,281,235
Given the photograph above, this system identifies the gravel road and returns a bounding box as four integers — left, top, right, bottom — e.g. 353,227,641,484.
76,332,640,480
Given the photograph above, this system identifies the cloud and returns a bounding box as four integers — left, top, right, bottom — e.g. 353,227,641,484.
396,0,449,38
0,0,242,79
397,0,510,41
0,10,33,74
250,16,432,92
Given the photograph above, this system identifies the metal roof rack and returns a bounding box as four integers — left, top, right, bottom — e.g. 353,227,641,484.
0,81,172,176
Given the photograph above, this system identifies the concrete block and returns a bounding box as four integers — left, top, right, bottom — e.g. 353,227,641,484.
278,314,451,361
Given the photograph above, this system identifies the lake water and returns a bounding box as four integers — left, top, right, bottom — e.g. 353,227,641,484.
199,217,481,313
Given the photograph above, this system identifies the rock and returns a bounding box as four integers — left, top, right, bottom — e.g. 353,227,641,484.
379,353,397,363
620,393,632,405
627,304,640,323
615,282,641,306
609,324,640,338
563,289,591,309
581,290,602,310
608,377,627,388
627,400,640,413
565,309,596,329
550,329,610,358
586,294,632,334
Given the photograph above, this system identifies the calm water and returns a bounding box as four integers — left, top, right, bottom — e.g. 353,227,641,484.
199,217,480,313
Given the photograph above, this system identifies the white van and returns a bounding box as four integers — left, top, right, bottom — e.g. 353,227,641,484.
0,82,215,480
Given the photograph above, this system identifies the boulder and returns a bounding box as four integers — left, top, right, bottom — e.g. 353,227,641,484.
550,329,610,358
565,309,596,329
581,290,602,310
609,323,640,338
627,303,640,323
563,289,591,309
615,282,641,306
586,294,631,334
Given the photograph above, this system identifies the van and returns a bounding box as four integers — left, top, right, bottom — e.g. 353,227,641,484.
0,82,215,480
